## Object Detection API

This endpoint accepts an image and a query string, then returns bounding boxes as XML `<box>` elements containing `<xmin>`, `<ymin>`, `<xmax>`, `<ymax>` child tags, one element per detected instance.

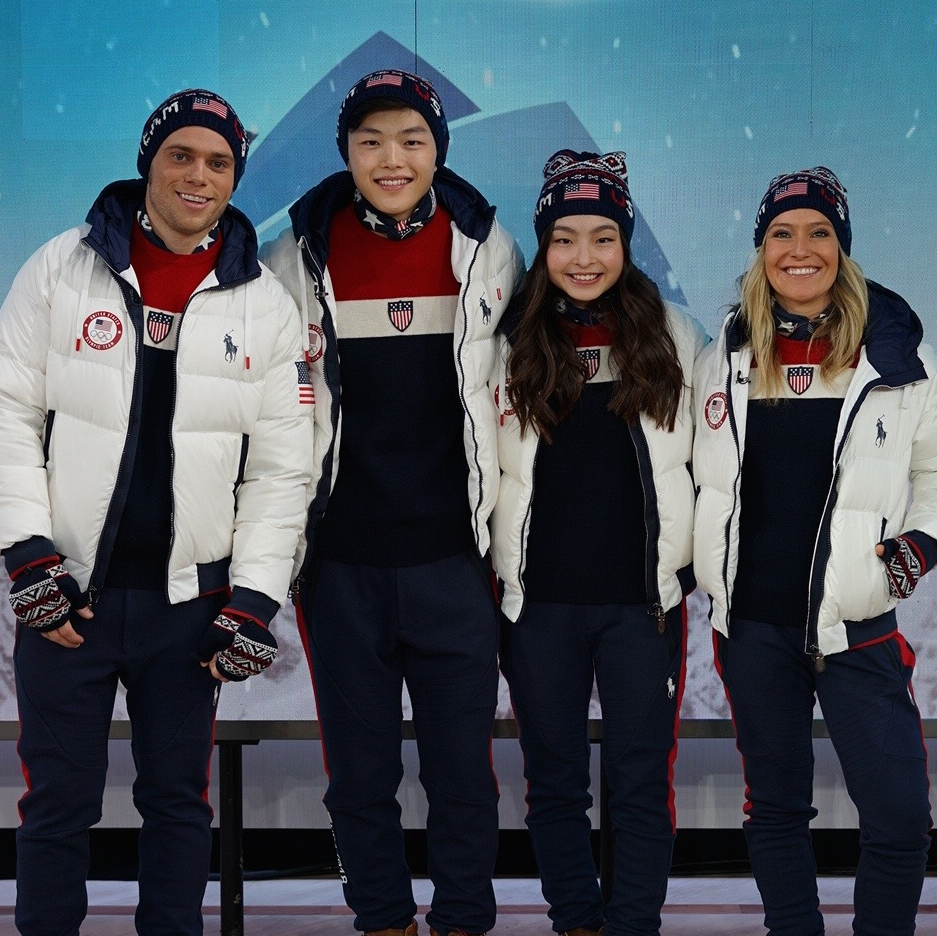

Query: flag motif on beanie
<box><xmin>533</xmin><ymin>150</ymin><xmax>635</xmax><ymax>243</ymax></box>
<box><xmin>753</xmin><ymin>166</ymin><xmax>851</xmax><ymax>254</ymax></box>
<box><xmin>137</xmin><ymin>89</ymin><xmax>249</xmax><ymax>189</ymax></box>
<box><xmin>192</xmin><ymin>96</ymin><xmax>228</xmax><ymax>119</ymax></box>
<box><xmin>336</xmin><ymin>69</ymin><xmax>449</xmax><ymax>168</ymax></box>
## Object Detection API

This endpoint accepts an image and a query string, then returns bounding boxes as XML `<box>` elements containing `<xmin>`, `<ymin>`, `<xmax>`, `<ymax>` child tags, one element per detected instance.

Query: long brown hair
<box><xmin>507</xmin><ymin>225</ymin><xmax>685</xmax><ymax>442</ymax></box>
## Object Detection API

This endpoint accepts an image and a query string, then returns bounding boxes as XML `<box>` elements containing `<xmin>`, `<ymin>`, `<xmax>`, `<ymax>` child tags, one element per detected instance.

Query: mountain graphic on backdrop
<box><xmin>236</xmin><ymin>31</ymin><xmax>686</xmax><ymax>305</ymax></box>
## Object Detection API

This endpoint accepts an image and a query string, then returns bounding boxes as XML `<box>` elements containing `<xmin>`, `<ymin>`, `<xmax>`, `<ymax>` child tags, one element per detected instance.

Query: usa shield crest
<box><xmin>147</xmin><ymin>310</ymin><xmax>173</xmax><ymax>344</ymax></box>
<box><xmin>388</xmin><ymin>300</ymin><xmax>413</xmax><ymax>332</ymax></box>
<box><xmin>578</xmin><ymin>348</ymin><xmax>600</xmax><ymax>380</ymax></box>
<box><xmin>786</xmin><ymin>365</ymin><xmax>814</xmax><ymax>395</ymax></box>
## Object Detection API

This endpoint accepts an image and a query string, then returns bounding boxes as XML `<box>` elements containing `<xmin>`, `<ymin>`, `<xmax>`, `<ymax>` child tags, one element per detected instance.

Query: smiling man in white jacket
<box><xmin>0</xmin><ymin>89</ymin><xmax>312</xmax><ymax>936</ymax></box>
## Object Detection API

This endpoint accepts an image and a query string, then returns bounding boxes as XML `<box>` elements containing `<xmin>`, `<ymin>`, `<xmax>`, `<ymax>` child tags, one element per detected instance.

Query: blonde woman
<box><xmin>693</xmin><ymin>167</ymin><xmax>937</xmax><ymax>936</ymax></box>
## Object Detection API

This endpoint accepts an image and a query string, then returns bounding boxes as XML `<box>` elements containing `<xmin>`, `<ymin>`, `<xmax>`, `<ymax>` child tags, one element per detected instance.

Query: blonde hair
<box><xmin>738</xmin><ymin>246</ymin><xmax>868</xmax><ymax>398</ymax></box>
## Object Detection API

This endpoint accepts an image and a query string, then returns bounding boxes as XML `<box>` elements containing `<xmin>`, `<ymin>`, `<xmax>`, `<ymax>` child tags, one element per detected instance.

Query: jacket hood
<box><xmin>83</xmin><ymin>178</ymin><xmax>261</xmax><ymax>285</ymax></box>
<box><xmin>863</xmin><ymin>279</ymin><xmax>926</xmax><ymax>384</ymax></box>
<box><xmin>288</xmin><ymin>166</ymin><xmax>498</xmax><ymax>269</ymax></box>
<box><xmin>722</xmin><ymin>279</ymin><xmax>926</xmax><ymax>386</ymax></box>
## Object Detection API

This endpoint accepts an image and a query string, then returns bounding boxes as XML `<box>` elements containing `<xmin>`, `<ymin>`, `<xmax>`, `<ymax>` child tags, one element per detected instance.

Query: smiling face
<box><xmin>346</xmin><ymin>107</ymin><xmax>437</xmax><ymax>222</ymax></box>
<box><xmin>545</xmin><ymin>215</ymin><xmax>625</xmax><ymax>304</ymax></box>
<box><xmin>763</xmin><ymin>208</ymin><xmax>840</xmax><ymax>318</ymax></box>
<box><xmin>144</xmin><ymin>125</ymin><xmax>235</xmax><ymax>254</ymax></box>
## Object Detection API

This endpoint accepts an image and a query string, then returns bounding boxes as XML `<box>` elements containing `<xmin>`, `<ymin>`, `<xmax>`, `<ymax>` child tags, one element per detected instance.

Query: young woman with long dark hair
<box><xmin>491</xmin><ymin>150</ymin><xmax>706</xmax><ymax>936</ymax></box>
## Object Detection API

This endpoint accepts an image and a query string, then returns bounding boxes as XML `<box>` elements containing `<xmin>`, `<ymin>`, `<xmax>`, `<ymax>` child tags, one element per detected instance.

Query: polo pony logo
<box><xmin>480</xmin><ymin>295</ymin><xmax>492</xmax><ymax>324</ymax></box>
<box><xmin>223</xmin><ymin>331</ymin><xmax>238</xmax><ymax>363</ymax></box>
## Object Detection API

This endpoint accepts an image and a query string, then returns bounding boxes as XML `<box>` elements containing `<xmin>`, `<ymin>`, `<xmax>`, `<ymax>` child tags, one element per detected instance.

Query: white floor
<box><xmin>2</xmin><ymin>876</ymin><xmax>937</xmax><ymax>934</ymax></box>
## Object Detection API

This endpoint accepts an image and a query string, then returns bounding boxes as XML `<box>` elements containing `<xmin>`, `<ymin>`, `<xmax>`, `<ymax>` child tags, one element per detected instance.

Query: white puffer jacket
<box><xmin>491</xmin><ymin>302</ymin><xmax>708</xmax><ymax>622</ymax></box>
<box><xmin>0</xmin><ymin>180</ymin><xmax>314</xmax><ymax>606</ymax></box>
<box><xmin>261</xmin><ymin>168</ymin><xmax>525</xmax><ymax>563</ymax></box>
<box><xmin>693</xmin><ymin>281</ymin><xmax>937</xmax><ymax>658</ymax></box>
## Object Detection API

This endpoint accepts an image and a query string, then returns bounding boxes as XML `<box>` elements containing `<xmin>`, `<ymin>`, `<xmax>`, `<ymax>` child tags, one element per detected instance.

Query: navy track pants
<box><xmin>298</xmin><ymin>550</ymin><xmax>500</xmax><ymax>935</ymax></box>
<box><xmin>500</xmin><ymin>600</ymin><xmax>686</xmax><ymax>936</ymax></box>
<box><xmin>716</xmin><ymin>619</ymin><xmax>932</xmax><ymax>936</ymax></box>
<box><xmin>14</xmin><ymin>588</ymin><xmax>222</xmax><ymax>936</ymax></box>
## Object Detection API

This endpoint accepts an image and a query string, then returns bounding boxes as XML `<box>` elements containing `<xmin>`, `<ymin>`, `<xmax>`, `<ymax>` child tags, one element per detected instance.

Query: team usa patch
<box><xmin>578</xmin><ymin>347</ymin><xmax>601</xmax><ymax>380</ymax></box>
<box><xmin>704</xmin><ymin>391</ymin><xmax>728</xmax><ymax>430</ymax></box>
<box><xmin>786</xmin><ymin>365</ymin><xmax>814</xmax><ymax>395</ymax></box>
<box><xmin>494</xmin><ymin>382</ymin><xmax>516</xmax><ymax>421</ymax></box>
<box><xmin>388</xmin><ymin>300</ymin><xmax>413</xmax><ymax>332</ymax></box>
<box><xmin>307</xmin><ymin>322</ymin><xmax>325</xmax><ymax>363</ymax></box>
<box><xmin>147</xmin><ymin>310</ymin><xmax>174</xmax><ymax>345</ymax></box>
<box><xmin>82</xmin><ymin>311</ymin><xmax>123</xmax><ymax>350</ymax></box>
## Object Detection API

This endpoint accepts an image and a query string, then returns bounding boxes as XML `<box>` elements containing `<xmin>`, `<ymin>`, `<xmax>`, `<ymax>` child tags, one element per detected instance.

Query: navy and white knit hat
<box><xmin>336</xmin><ymin>69</ymin><xmax>449</xmax><ymax>168</ymax></box>
<box><xmin>533</xmin><ymin>150</ymin><xmax>635</xmax><ymax>244</ymax></box>
<box><xmin>138</xmin><ymin>89</ymin><xmax>249</xmax><ymax>190</ymax></box>
<box><xmin>753</xmin><ymin>166</ymin><xmax>851</xmax><ymax>255</ymax></box>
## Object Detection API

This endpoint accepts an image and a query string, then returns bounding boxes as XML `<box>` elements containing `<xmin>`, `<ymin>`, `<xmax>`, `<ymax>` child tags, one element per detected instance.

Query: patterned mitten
<box><xmin>878</xmin><ymin>534</ymin><xmax>931</xmax><ymax>600</ymax></box>
<box><xmin>9</xmin><ymin>560</ymin><xmax>86</xmax><ymax>631</ymax></box>
<box><xmin>197</xmin><ymin>609</ymin><xmax>278</xmax><ymax>681</ymax></box>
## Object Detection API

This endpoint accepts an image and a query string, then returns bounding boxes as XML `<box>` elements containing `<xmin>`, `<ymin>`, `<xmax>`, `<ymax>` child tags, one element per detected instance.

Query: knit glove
<box><xmin>877</xmin><ymin>531</ymin><xmax>935</xmax><ymax>600</ymax></box>
<box><xmin>8</xmin><ymin>559</ymin><xmax>87</xmax><ymax>632</ymax></box>
<box><xmin>197</xmin><ymin>609</ymin><xmax>278</xmax><ymax>682</ymax></box>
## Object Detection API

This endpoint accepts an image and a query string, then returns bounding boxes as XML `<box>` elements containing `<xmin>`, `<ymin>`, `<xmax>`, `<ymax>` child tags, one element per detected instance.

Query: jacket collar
<box><xmin>82</xmin><ymin>178</ymin><xmax>261</xmax><ymax>286</ymax></box>
<box><xmin>722</xmin><ymin>279</ymin><xmax>926</xmax><ymax>386</ymax></box>
<box><xmin>288</xmin><ymin>166</ymin><xmax>497</xmax><ymax>269</ymax></box>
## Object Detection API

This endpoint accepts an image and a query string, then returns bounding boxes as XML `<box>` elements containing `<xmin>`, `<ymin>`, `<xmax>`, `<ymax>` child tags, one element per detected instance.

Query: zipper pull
<box><xmin>651</xmin><ymin>602</ymin><xmax>666</xmax><ymax>634</ymax></box>
<box><xmin>810</xmin><ymin>645</ymin><xmax>826</xmax><ymax>673</ymax></box>
<box><xmin>288</xmin><ymin>575</ymin><xmax>303</xmax><ymax>607</ymax></box>
<box><xmin>87</xmin><ymin>585</ymin><xmax>98</xmax><ymax>610</ymax></box>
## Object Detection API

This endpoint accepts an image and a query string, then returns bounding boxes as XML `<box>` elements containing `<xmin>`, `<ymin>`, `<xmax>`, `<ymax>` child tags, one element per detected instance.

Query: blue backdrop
<box><xmin>1</xmin><ymin>1</ymin><xmax>936</xmax><ymax>721</ymax></box>
<box><xmin>2</xmin><ymin>0</ymin><xmax>935</xmax><ymax>339</ymax></box>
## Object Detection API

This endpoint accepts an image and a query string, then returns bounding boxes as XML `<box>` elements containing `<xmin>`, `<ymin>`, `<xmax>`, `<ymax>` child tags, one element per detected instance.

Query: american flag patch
<box><xmin>565</xmin><ymin>182</ymin><xmax>600</xmax><ymax>200</ymax></box>
<box><xmin>388</xmin><ymin>300</ymin><xmax>413</xmax><ymax>332</ymax></box>
<box><xmin>147</xmin><ymin>310</ymin><xmax>173</xmax><ymax>344</ymax></box>
<box><xmin>367</xmin><ymin>73</ymin><xmax>403</xmax><ymax>88</ymax></box>
<box><xmin>193</xmin><ymin>96</ymin><xmax>228</xmax><ymax>119</ymax></box>
<box><xmin>786</xmin><ymin>365</ymin><xmax>814</xmax><ymax>395</ymax></box>
<box><xmin>296</xmin><ymin>361</ymin><xmax>314</xmax><ymax>405</ymax></box>
<box><xmin>773</xmin><ymin>181</ymin><xmax>809</xmax><ymax>202</ymax></box>
<box><xmin>578</xmin><ymin>347</ymin><xmax>600</xmax><ymax>380</ymax></box>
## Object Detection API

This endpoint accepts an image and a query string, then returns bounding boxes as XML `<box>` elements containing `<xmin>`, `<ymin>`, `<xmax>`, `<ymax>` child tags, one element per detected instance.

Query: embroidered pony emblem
<box><xmin>480</xmin><ymin>295</ymin><xmax>492</xmax><ymax>324</ymax></box>
<box><xmin>876</xmin><ymin>416</ymin><xmax>887</xmax><ymax>448</ymax></box>
<box><xmin>223</xmin><ymin>331</ymin><xmax>238</xmax><ymax>363</ymax></box>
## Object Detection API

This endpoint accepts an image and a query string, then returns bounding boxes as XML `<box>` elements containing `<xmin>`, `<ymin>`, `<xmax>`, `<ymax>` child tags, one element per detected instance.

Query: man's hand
<box><xmin>197</xmin><ymin>610</ymin><xmax>278</xmax><ymax>682</ymax></box>
<box><xmin>41</xmin><ymin>607</ymin><xmax>94</xmax><ymax>648</ymax></box>
<box><xmin>9</xmin><ymin>561</ymin><xmax>92</xmax><ymax>646</ymax></box>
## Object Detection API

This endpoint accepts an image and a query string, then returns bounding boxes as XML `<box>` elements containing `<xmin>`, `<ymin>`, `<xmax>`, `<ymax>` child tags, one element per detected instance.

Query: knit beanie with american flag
<box><xmin>532</xmin><ymin>150</ymin><xmax>635</xmax><ymax>245</ymax></box>
<box><xmin>336</xmin><ymin>69</ymin><xmax>449</xmax><ymax>168</ymax></box>
<box><xmin>753</xmin><ymin>166</ymin><xmax>851</xmax><ymax>254</ymax></box>
<box><xmin>137</xmin><ymin>89</ymin><xmax>249</xmax><ymax>189</ymax></box>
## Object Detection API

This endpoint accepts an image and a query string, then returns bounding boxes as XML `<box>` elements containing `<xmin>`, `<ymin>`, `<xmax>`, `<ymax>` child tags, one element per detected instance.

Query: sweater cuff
<box><xmin>2</xmin><ymin>536</ymin><xmax>59</xmax><ymax>580</ymax></box>
<box><xmin>226</xmin><ymin>586</ymin><xmax>280</xmax><ymax>627</ymax></box>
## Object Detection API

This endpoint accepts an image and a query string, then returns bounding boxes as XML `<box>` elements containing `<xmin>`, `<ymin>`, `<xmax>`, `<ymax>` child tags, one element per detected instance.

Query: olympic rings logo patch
<box><xmin>82</xmin><ymin>311</ymin><xmax>123</xmax><ymax>351</ymax></box>
<box><xmin>704</xmin><ymin>392</ymin><xmax>728</xmax><ymax>430</ymax></box>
